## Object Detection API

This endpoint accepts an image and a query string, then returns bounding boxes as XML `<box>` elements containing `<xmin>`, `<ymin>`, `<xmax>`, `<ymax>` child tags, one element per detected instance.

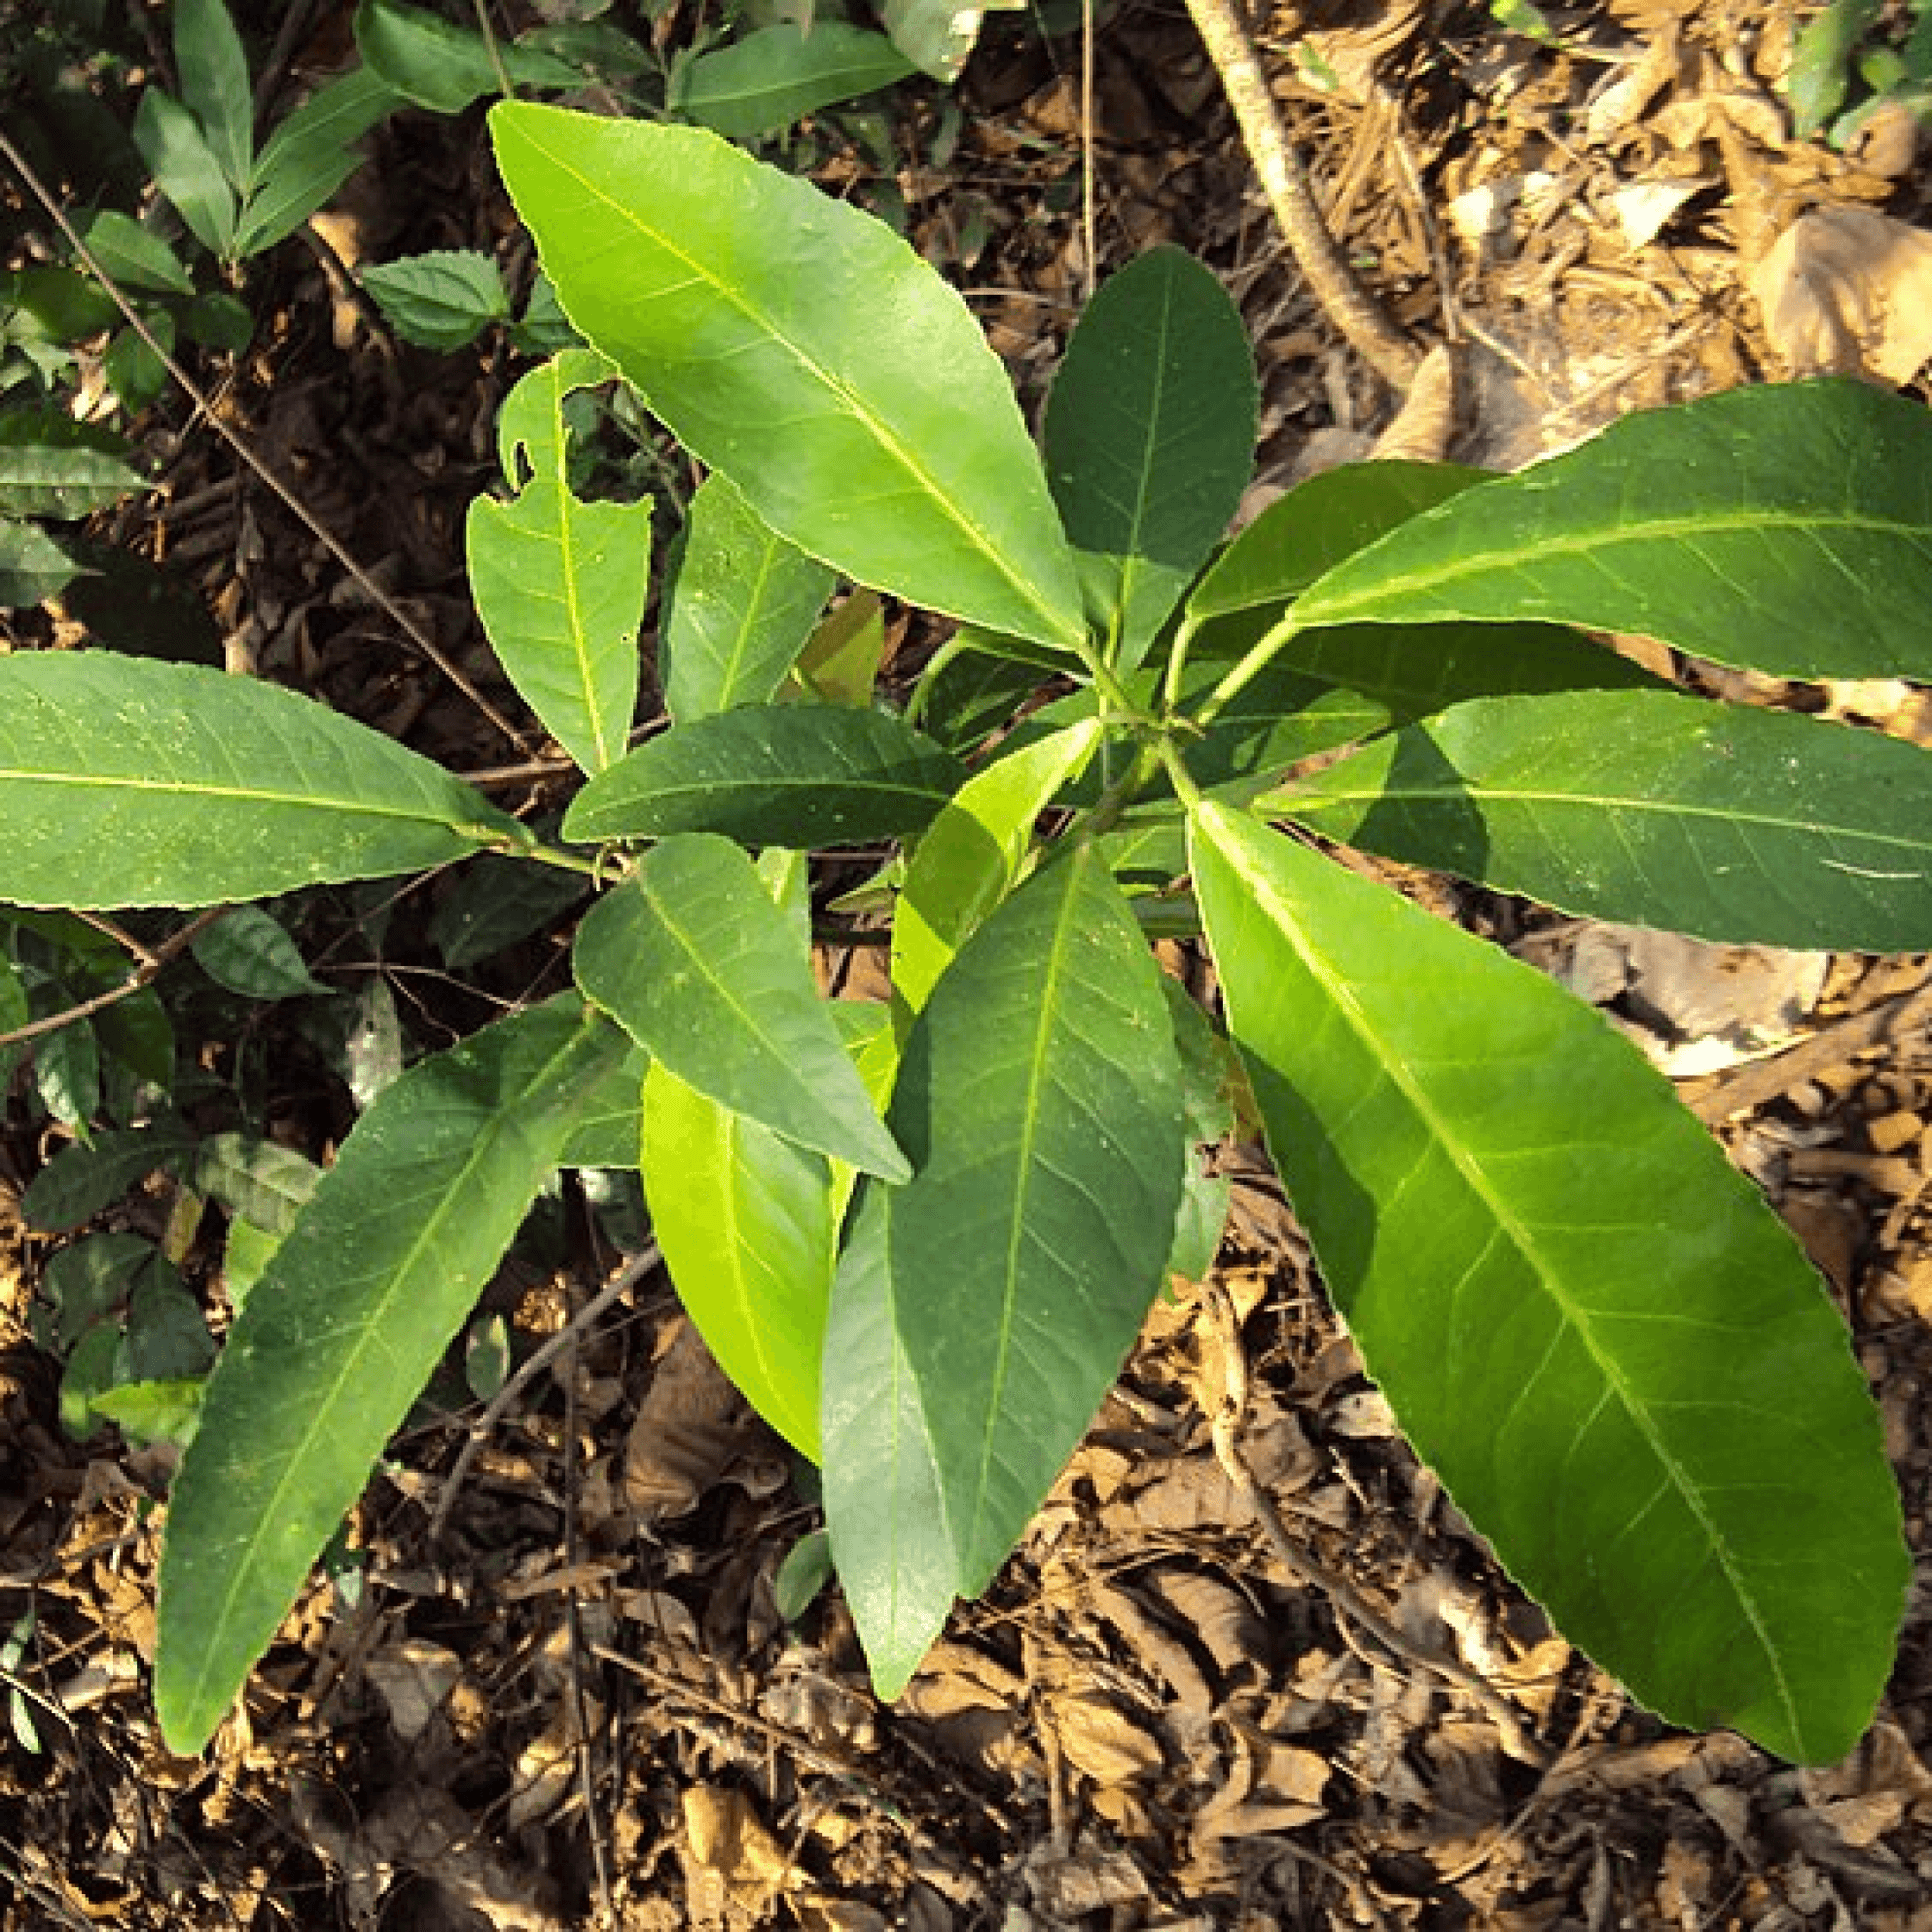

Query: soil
<box><xmin>4</xmin><ymin>2</ymin><xmax>1932</xmax><ymax>1926</ymax></box>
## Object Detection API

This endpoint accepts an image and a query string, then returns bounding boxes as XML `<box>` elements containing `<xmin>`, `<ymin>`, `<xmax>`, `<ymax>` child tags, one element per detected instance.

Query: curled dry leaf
<box><xmin>623</xmin><ymin>1314</ymin><xmax>756</xmax><ymax>1522</ymax></box>
<box><xmin>1753</xmin><ymin>207</ymin><xmax>1932</xmax><ymax>385</ymax></box>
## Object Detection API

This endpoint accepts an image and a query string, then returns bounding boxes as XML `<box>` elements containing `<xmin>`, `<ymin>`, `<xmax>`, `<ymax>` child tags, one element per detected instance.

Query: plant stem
<box><xmin>1192</xmin><ymin>609</ymin><xmax>1302</xmax><ymax>727</ymax></box>
<box><xmin>471</xmin><ymin>0</ymin><xmax>516</xmax><ymax>98</ymax></box>
<box><xmin>1156</xmin><ymin>736</ymin><xmax>1205</xmax><ymax>811</ymax></box>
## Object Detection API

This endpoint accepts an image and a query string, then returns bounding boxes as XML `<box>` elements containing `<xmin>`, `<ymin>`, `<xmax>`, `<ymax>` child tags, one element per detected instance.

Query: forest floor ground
<box><xmin>5</xmin><ymin>1</ymin><xmax>1932</xmax><ymax>1925</ymax></box>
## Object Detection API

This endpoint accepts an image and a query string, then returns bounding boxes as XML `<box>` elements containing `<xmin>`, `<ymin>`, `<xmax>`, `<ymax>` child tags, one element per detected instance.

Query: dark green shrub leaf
<box><xmin>1186</xmin><ymin>461</ymin><xmax>1489</xmax><ymax>626</ymax></box>
<box><xmin>192</xmin><ymin>907</ymin><xmax>329</xmax><ymax>999</ymax></box>
<box><xmin>573</xmin><ymin>835</ymin><xmax>909</xmax><ymax>1181</ymax></box>
<box><xmin>877</xmin><ymin>846</ymin><xmax>1184</xmax><ymax>1597</ymax></box>
<box><xmin>132</xmin><ymin>89</ymin><xmax>239</xmax><ymax>257</ymax></box>
<box><xmin>430</xmin><ymin>851</ymin><xmax>589</xmax><ymax>970</ymax></box>
<box><xmin>491</xmin><ymin>104</ymin><xmax>1086</xmax><ymax>654</ymax></box>
<box><xmin>154</xmin><ymin>998</ymin><xmax>629</xmax><ymax>1753</ymax></box>
<box><xmin>355</xmin><ymin>0</ymin><xmax>579</xmax><ymax>113</ymax></box>
<box><xmin>565</xmin><ymin>705</ymin><xmax>964</xmax><ymax>849</ymax></box>
<box><xmin>77</xmin><ymin>212</ymin><xmax>195</xmax><ymax>296</ymax></box>
<box><xmin>823</xmin><ymin>1185</ymin><xmax>958</xmax><ymax>1695</ymax></box>
<box><xmin>239</xmin><ymin>68</ymin><xmax>397</xmax><ymax>257</ymax></box>
<box><xmin>363</xmin><ymin>250</ymin><xmax>510</xmax><ymax>352</ymax></box>
<box><xmin>0</xmin><ymin>654</ymin><xmax>525</xmax><ymax>909</ymax></box>
<box><xmin>1044</xmin><ymin>246</ymin><xmax>1256</xmax><ymax>669</ymax></box>
<box><xmin>0</xmin><ymin>520</ymin><xmax>83</xmax><ymax>608</ymax></box>
<box><xmin>1190</xmin><ymin>800</ymin><xmax>1908</xmax><ymax>1764</ymax></box>
<box><xmin>23</xmin><ymin>1120</ymin><xmax>196</xmax><ymax>1233</ymax></box>
<box><xmin>0</xmin><ymin>412</ymin><xmax>145</xmax><ymax>519</ymax></box>
<box><xmin>37</xmin><ymin>1232</ymin><xmax>153</xmax><ymax>1354</ymax></box>
<box><xmin>661</xmin><ymin>472</ymin><xmax>836</xmax><ymax>723</ymax></box>
<box><xmin>1270</xmin><ymin>688</ymin><xmax>1932</xmax><ymax>950</ymax></box>
<box><xmin>1291</xmin><ymin>382</ymin><xmax>1932</xmax><ymax>682</ymax></box>
<box><xmin>676</xmin><ymin>24</ymin><xmax>916</xmax><ymax>139</ymax></box>
<box><xmin>174</xmin><ymin>0</ymin><xmax>254</xmax><ymax>191</ymax></box>
<box><xmin>191</xmin><ymin>1133</ymin><xmax>322</xmax><ymax>1238</ymax></box>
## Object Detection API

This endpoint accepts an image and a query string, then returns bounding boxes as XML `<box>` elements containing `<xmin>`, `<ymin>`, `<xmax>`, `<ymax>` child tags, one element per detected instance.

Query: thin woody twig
<box><xmin>0</xmin><ymin>909</ymin><xmax>229</xmax><ymax>1053</ymax></box>
<box><xmin>1181</xmin><ymin>0</ymin><xmax>1423</xmax><ymax>389</ymax></box>
<box><xmin>1200</xmin><ymin>1278</ymin><xmax>1545</xmax><ymax>1763</ymax></box>
<box><xmin>0</xmin><ymin>127</ymin><xmax>531</xmax><ymax>753</ymax></box>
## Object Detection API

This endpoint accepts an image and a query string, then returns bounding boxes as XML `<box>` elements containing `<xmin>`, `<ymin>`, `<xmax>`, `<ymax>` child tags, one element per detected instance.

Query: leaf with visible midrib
<box><xmin>490</xmin><ymin>103</ymin><xmax>1086</xmax><ymax>655</ymax></box>
<box><xmin>1190</xmin><ymin>801</ymin><xmax>1908</xmax><ymax>1764</ymax></box>
<box><xmin>1289</xmin><ymin>381</ymin><xmax>1932</xmax><ymax>682</ymax></box>
<box><xmin>565</xmin><ymin>704</ymin><xmax>964</xmax><ymax>850</ymax></box>
<box><xmin>883</xmin><ymin>845</ymin><xmax>1184</xmax><ymax>1594</ymax></box>
<box><xmin>1044</xmin><ymin>246</ymin><xmax>1255</xmax><ymax>669</ymax></box>
<box><xmin>1268</xmin><ymin>687</ymin><xmax>1932</xmax><ymax>951</ymax></box>
<box><xmin>154</xmin><ymin>998</ymin><xmax>629</xmax><ymax>1753</ymax></box>
<box><xmin>574</xmin><ymin>834</ymin><xmax>910</xmax><ymax>1181</ymax></box>
<box><xmin>0</xmin><ymin>654</ymin><xmax>524</xmax><ymax>909</ymax></box>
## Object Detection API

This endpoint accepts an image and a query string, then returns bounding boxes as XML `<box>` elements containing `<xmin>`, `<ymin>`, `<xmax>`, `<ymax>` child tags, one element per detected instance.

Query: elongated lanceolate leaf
<box><xmin>822</xmin><ymin>1185</ymin><xmax>957</xmax><ymax>1696</ymax></box>
<box><xmin>1185</xmin><ymin>461</ymin><xmax>1490</xmax><ymax>625</ymax></box>
<box><xmin>574</xmin><ymin>834</ymin><xmax>910</xmax><ymax>1180</ymax></box>
<box><xmin>676</xmin><ymin>24</ymin><xmax>916</xmax><ymax>139</ymax></box>
<box><xmin>175</xmin><ymin>0</ymin><xmax>254</xmax><ymax>191</ymax></box>
<box><xmin>154</xmin><ymin>998</ymin><xmax>629</xmax><ymax>1752</ymax></box>
<box><xmin>882</xmin><ymin>846</ymin><xmax>1184</xmax><ymax>1595</ymax></box>
<box><xmin>490</xmin><ymin>104</ymin><xmax>1086</xmax><ymax>654</ymax></box>
<box><xmin>661</xmin><ymin>473</ymin><xmax>835</xmax><ymax>722</ymax></box>
<box><xmin>0</xmin><ymin>412</ymin><xmax>146</xmax><ymax>520</ymax></box>
<box><xmin>0</xmin><ymin>655</ymin><xmax>524</xmax><ymax>909</ymax></box>
<box><xmin>1044</xmin><ymin>247</ymin><xmax>1256</xmax><ymax>670</ymax></box>
<box><xmin>1269</xmin><ymin>688</ymin><xmax>1932</xmax><ymax>951</ymax></box>
<box><xmin>643</xmin><ymin>1060</ymin><xmax>835</xmax><ymax>1458</ymax></box>
<box><xmin>238</xmin><ymin>68</ymin><xmax>397</xmax><ymax>257</ymax></box>
<box><xmin>565</xmin><ymin>704</ymin><xmax>964</xmax><ymax>849</ymax></box>
<box><xmin>1290</xmin><ymin>381</ymin><xmax>1932</xmax><ymax>682</ymax></box>
<box><xmin>468</xmin><ymin>350</ymin><xmax>645</xmax><ymax>775</ymax></box>
<box><xmin>134</xmin><ymin>88</ymin><xmax>239</xmax><ymax>257</ymax></box>
<box><xmin>893</xmin><ymin>718</ymin><xmax>1100</xmax><ymax>1015</ymax></box>
<box><xmin>1189</xmin><ymin>803</ymin><xmax>1907</xmax><ymax>1763</ymax></box>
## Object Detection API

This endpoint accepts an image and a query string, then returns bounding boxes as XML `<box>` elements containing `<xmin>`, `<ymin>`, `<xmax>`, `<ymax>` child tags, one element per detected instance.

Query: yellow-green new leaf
<box><xmin>0</xmin><ymin>654</ymin><xmax>524</xmax><ymax>909</ymax></box>
<box><xmin>467</xmin><ymin>349</ymin><xmax>646</xmax><ymax>775</ymax></box>
<box><xmin>489</xmin><ymin>104</ymin><xmax>1085</xmax><ymax>655</ymax></box>
<box><xmin>1190</xmin><ymin>802</ymin><xmax>1908</xmax><ymax>1764</ymax></box>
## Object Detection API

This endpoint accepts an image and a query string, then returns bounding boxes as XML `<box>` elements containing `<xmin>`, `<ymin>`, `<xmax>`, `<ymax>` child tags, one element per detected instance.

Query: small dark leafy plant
<box><xmin>1</xmin><ymin>103</ymin><xmax>1921</xmax><ymax>1767</ymax></box>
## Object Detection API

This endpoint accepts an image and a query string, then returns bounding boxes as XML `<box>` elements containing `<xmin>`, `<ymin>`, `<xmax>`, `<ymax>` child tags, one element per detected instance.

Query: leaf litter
<box><xmin>8</xmin><ymin>0</ymin><xmax>1932</xmax><ymax>1924</ymax></box>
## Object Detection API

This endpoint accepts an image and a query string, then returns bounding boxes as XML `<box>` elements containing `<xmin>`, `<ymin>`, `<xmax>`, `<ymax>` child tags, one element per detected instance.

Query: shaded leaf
<box><xmin>154</xmin><ymin>998</ymin><xmax>628</xmax><ymax>1753</ymax></box>
<box><xmin>430</xmin><ymin>849</ymin><xmax>588</xmax><ymax>969</ymax></box>
<box><xmin>1045</xmin><ymin>246</ymin><xmax>1256</xmax><ymax>669</ymax></box>
<box><xmin>661</xmin><ymin>471</ymin><xmax>835</xmax><ymax>722</ymax></box>
<box><xmin>882</xmin><ymin>846</ymin><xmax>1184</xmax><ymax>1595</ymax></box>
<box><xmin>789</xmin><ymin>590</ymin><xmax>885</xmax><ymax>706</ymax></box>
<box><xmin>573</xmin><ymin>834</ymin><xmax>909</xmax><ymax>1180</ymax></box>
<box><xmin>0</xmin><ymin>412</ymin><xmax>145</xmax><ymax>519</ymax></box>
<box><xmin>1290</xmin><ymin>381</ymin><xmax>1932</xmax><ymax>682</ymax></box>
<box><xmin>676</xmin><ymin>24</ymin><xmax>915</xmax><ymax>139</ymax></box>
<box><xmin>192</xmin><ymin>907</ymin><xmax>329</xmax><ymax>999</ymax></box>
<box><xmin>882</xmin><ymin>0</ymin><xmax>1018</xmax><ymax>79</ymax></box>
<box><xmin>0</xmin><ymin>654</ymin><xmax>525</xmax><ymax>909</ymax></box>
<box><xmin>363</xmin><ymin>250</ymin><xmax>510</xmax><ymax>352</ymax></box>
<box><xmin>1270</xmin><ymin>688</ymin><xmax>1932</xmax><ymax>950</ymax></box>
<box><xmin>132</xmin><ymin>89</ymin><xmax>238</xmax><ymax>257</ymax></box>
<box><xmin>491</xmin><ymin>104</ymin><xmax>1086</xmax><ymax>653</ymax></box>
<box><xmin>23</xmin><ymin>1120</ymin><xmax>197</xmax><ymax>1233</ymax></box>
<box><xmin>355</xmin><ymin>0</ymin><xmax>578</xmax><ymax>113</ymax></box>
<box><xmin>77</xmin><ymin>211</ymin><xmax>194</xmax><ymax>296</ymax></box>
<box><xmin>468</xmin><ymin>349</ymin><xmax>646</xmax><ymax>774</ymax></box>
<box><xmin>191</xmin><ymin>1133</ymin><xmax>322</xmax><ymax>1238</ymax></box>
<box><xmin>175</xmin><ymin>0</ymin><xmax>254</xmax><ymax>191</ymax></box>
<box><xmin>0</xmin><ymin>519</ymin><xmax>84</xmax><ymax>608</ymax></box>
<box><xmin>565</xmin><ymin>704</ymin><xmax>963</xmax><ymax>849</ymax></box>
<box><xmin>238</xmin><ymin>67</ymin><xmax>397</xmax><ymax>257</ymax></box>
<box><xmin>1189</xmin><ymin>800</ymin><xmax>1908</xmax><ymax>1764</ymax></box>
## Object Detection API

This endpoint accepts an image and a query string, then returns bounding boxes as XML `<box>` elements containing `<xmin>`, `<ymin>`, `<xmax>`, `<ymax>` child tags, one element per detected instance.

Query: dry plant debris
<box><xmin>6</xmin><ymin>1</ymin><xmax>1932</xmax><ymax>1925</ymax></box>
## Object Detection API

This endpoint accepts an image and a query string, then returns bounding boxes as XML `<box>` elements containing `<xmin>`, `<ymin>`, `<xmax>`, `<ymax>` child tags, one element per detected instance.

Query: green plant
<box><xmin>0</xmin><ymin>103</ymin><xmax>1920</xmax><ymax>1768</ymax></box>
<box><xmin>1788</xmin><ymin>0</ymin><xmax>1932</xmax><ymax>144</ymax></box>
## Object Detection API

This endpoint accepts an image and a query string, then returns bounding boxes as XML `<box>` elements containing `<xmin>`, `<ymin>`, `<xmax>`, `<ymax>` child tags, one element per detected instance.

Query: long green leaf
<box><xmin>154</xmin><ymin>998</ymin><xmax>628</xmax><ymax>1752</ymax></box>
<box><xmin>564</xmin><ymin>704</ymin><xmax>964</xmax><ymax>849</ymax></box>
<box><xmin>239</xmin><ymin>67</ymin><xmax>397</xmax><ymax>257</ymax></box>
<box><xmin>893</xmin><ymin>718</ymin><xmax>1100</xmax><ymax>1015</ymax></box>
<box><xmin>676</xmin><ymin>24</ymin><xmax>916</xmax><ymax>139</ymax></box>
<box><xmin>883</xmin><ymin>845</ymin><xmax>1184</xmax><ymax>1594</ymax></box>
<box><xmin>175</xmin><ymin>0</ymin><xmax>254</xmax><ymax>191</ymax></box>
<box><xmin>133</xmin><ymin>89</ymin><xmax>239</xmax><ymax>257</ymax></box>
<box><xmin>1189</xmin><ymin>802</ymin><xmax>1907</xmax><ymax>1764</ymax></box>
<box><xmin>661</xmin><ymin>472</ymin><xmax>835</xmax><ymax>722</ymax></box>
<box><xmin>0</xmin><ymin>519</ymin><xmax>83</xmax><ymax>606</ymax></box>
<box><xmin>1269</xmin><ymin>688</ymin><xmax>1932</xmax><ymax>950</ymax></box>
<box><xmin>1043</xmin><ymin>246</ymin><xmax>1256</xmax><ymax>669</ymax></box>
<box><xmin>822</xmin><ymin>1185</ymin><xmax>958</xmax><ymax>1696</ymax></box>
<box><xmin>573</xmin><ymin>834</ymin><xmax>909</xmax><ymax>1181</ymax></box>
<box><xmin>490</xmin><ymin>103</ymin><xmax>1086</xmax><ymax>655</ymax></box>
<box><xmin>1185</xmin><ymin>460</ymin><xmax>1490</xmax><ymax>625</ymax></box>
<box><xmin>468</xmin><ymin>349</ymin><xmax>645</xmax><ymax>775</ymax></box>
<box><xmin>643</xmin><ymin>1060</ymin><xmax>835</xmax><ymax>1458</ymax></box>
<box><xmin>0</xmin><ymin>655</ymin><xmax>524</xmax><ymax>909</ymax></box>
<box><xmin>0</xmin><ymin>412</ymin><xmax>146</xmax><ymax>519</ymax></box>
<box><xmin>1289</xmin><ymin>382</ymin><xmax>1932</xmax><ymax>682</ymax></box>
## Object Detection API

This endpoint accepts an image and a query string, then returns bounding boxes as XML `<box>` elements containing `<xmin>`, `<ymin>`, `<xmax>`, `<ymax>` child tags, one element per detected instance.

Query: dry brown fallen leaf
<box><xmin>1752</xmin><ymin>206</ymin><xmax>1932</xmax><ymax>383</ymax></box>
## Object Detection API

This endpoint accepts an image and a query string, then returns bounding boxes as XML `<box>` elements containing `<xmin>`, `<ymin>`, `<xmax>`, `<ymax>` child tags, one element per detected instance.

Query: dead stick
<box><xmin>1181</xmin><ymin>0</ymin><xmax>1422</xmax><ymax>389</ymax></box>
